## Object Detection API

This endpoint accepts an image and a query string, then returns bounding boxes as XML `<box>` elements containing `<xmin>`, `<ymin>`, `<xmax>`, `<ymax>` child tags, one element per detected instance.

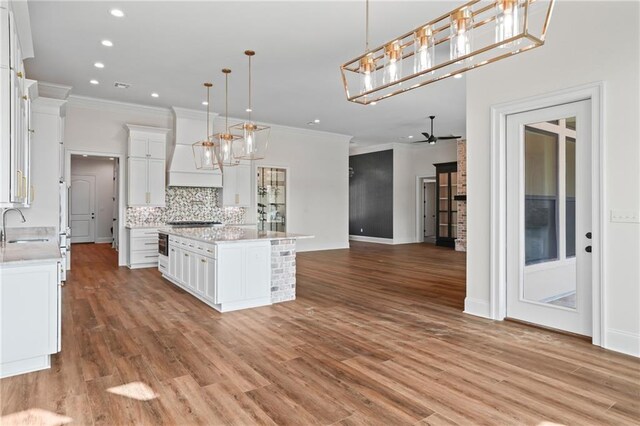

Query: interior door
<box><xmin>70</xmin><ymin>175</ymin><xmax>96</xmax><ymax>243</ymax></box>
<box><xmin>506</xmin><ymin>100</ymin><xmax>592</xmax><ymax>336</ymax></box>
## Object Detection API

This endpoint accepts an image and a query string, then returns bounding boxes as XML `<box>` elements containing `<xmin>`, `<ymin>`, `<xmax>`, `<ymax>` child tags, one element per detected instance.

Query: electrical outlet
<box><xmin>360</xmin><ymin>228</ymin><xmax>364</xmax><ymax>233</ymax></box>
<box><xmin>610</xmin><ymin>210</ymin><xmax>640</xmax><ymax>223</ymax></box>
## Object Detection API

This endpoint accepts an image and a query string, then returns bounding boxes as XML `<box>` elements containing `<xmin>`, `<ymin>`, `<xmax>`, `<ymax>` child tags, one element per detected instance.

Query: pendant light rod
<box><xmin>245</xmin><ymin>50</ymin><xmax>255</xmax><ymax>120</ymax></box>
<box><xmin>365</xmin><ymin>0</ymin><xmax>370</xmax><ymax>51</ymax></box>
<box><xmin>204</xmin><ymin>82</ymin><xmax>212</xmax><ymax>138</ymax></box>
<box><xmin>222</xmin><ymin>68</ymin><xmax>231</xmax><ymax>132</ymax></box>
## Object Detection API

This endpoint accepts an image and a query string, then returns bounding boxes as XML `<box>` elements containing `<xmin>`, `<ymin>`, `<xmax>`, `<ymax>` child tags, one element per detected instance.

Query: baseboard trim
<box><xmin>605</xmin><ymin>328</ymin><xmax>640</xmax><ymax>357</ymax></box>
<box><xmin>463</xmin><ymin>297</ymin><xmax>492</xmax><ymax>319</ymax></box>
<box><xmin>349</xmin><ymin>235</ymin><xmax>394</xmax><ymax>245</ymax></box>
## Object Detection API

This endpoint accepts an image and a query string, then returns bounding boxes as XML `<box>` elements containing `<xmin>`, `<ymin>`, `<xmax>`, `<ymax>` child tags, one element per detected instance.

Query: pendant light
<box><xmin>231</xmin><ymin>50</ymin><xmax>270</xmax><ymax>160</ymax></box>
<box><xmin>450</xmin><ymin>8</ymin><xmax>473</xmax><ymax>62</ymax></box>
<box><xmin>212</xmin><ymin>68</ymin><xmax>242</xmax><ymax>168</ymax></box>
<box><xmin>360</xmin><ymin>0</ymin><xmax>376</xmax><ymax>97</ymax></box>
<box><xmin>495</xmin><ymin>0</ymin><xmax>522</xmax><ymax>47</ymax></box>
<box><xmin>414</xmin><ymin>25</ymin><xmax>435</xmax><ymax>74</ymax></box>
<box><xmin>192</xmin><ymin>82</ymin><xmax>222</xmax><ymax>170</ymax></box>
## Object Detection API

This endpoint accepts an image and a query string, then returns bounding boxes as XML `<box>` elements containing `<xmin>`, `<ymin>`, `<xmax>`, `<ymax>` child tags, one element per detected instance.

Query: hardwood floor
<box><xmin>1</xmin><ymin>242</ymin><xmax>639</xmax><ymax>425</ymax></box>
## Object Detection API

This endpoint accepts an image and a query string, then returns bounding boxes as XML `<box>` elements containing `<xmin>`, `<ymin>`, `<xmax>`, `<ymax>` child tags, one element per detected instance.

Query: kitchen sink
<box><xmin>7</xmin><ymin>238</ymin><xmax>49</xmax><ymax>244</ymax></box>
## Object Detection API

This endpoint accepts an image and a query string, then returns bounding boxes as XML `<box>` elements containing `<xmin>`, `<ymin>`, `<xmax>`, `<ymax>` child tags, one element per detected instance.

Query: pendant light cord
<box><xmin>225</xmin><ymin>73</ymin><xmax>229</xmax><ymax>133</ymax></box>
<box><xmin>248</xmin><ymin>54</ymin><xmax>252</xmax><ymax>122</ymax></box>
<box><xmin>206</xmin><ymin>85</ymin><xmax>210</xmax><ymax>139</ymax></box>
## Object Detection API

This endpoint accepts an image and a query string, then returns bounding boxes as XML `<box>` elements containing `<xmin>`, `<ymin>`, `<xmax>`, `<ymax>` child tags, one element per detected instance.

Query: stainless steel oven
<box><xmin>158</xmin><ymin>232</ymin><xmax>169</xmax><ymax>256</ymax></box>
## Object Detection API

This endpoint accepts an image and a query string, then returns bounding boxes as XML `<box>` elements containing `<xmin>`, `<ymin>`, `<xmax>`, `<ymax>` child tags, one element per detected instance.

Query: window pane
<box><xmin>524</xmin><ymin>126</ymin><xmax>559</xmax><ymax>265</ymax></box>
<box><xmin>565</xmin><ymin>116</ymin><xmax>576</xmax><ymax>130</ymax></box>
<box><xmin>566</xmin><ymin>135</ymin><xmax>576</xmax><ymax>258</ymax></box>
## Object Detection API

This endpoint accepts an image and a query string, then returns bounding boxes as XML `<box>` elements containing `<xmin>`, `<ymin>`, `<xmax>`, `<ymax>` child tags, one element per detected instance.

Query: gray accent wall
<box><xmin>349</xmin><ymin>150</ymin><xmax>393</xmax><ymax>238</ymax></box>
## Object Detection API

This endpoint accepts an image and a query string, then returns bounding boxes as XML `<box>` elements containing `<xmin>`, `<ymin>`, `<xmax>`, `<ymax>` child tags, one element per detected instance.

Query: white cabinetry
<box><xmin>0</xmin><ymin>5</ymin><xmax>34</xmax><ymax>208</ymax></box>
<box><xmin>0</xmin><ymin>261</ymin><xmax>62</xmax><ymax>378</ymax></box>
<box><xmin>126</xmin><ymin>227</ymin><xmax>159</xmax><ymax>269</ymax></box>
<box><xmin>222</xmin><ymin>164</ymin><xmax>252</xmax><ymax>207</ymax></box>
<box><xmin>126</xmin><ymin>125</ymin><xmax>169</xmax><ymax>207</ymax></box>
<box><xmin>163</xmin><ymin>236</ymin><xmax>269</xmax><ymax>312</ymax></box>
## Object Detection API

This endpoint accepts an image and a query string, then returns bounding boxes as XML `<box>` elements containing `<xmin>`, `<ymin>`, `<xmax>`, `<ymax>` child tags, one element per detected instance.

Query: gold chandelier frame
<box><xmin>340</xmin><ymin>0</ymin><xmax>555</xmax><ymax>105</ymax></box>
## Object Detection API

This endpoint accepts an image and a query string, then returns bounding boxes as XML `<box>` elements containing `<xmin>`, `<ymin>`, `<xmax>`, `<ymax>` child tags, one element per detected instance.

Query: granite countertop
<box><xmin>125</xmin><ymin>224</ymin><xmax>166</xmax><ymax>229</ymax></box>
<box><xmin>0</xmin><ymin>227</ymin><xmax>61</xmax><ymax>266</ymax></box>
<box><xmin>160</xmin><ymin>226</ymin><xmax>313</xmax><ymax>244</ymax></box>
<box><xmin>0</xmin><ymin>241</ymin><xmax>61</xmax><ymax>266</ymax></box>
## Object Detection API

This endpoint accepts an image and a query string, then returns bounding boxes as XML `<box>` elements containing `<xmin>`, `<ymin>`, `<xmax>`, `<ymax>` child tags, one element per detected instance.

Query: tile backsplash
<box><xmin>126</xmin><ymin>187</ymin><xmax>246</xmax><ymax>226</ymax></box>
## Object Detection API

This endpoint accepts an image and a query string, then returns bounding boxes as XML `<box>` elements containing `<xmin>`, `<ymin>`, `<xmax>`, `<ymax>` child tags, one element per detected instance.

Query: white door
<box><xmin>506</xmin><ymin>100</ymin><xmax>592</xmax><ymax>336</ymax></box>
<box><xmin>70</xmin><ymin>175</ymin><xmax>96</xmax><ymax>243</ymax></box>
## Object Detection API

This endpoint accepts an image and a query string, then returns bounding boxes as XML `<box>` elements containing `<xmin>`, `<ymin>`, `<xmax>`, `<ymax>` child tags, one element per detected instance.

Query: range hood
<box><xmin>167</xmin><ymin>107</ymin><xmax>222</xmax><ymax>187</ymax></box>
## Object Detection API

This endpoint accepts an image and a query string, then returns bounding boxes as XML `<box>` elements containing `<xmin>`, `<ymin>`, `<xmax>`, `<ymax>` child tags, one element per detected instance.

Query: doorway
<box><xmin>422</xmin><ymin>179</ymin><xmax>436</xmax><ymax>244</ymax></box>
<box><xmin>69</xmin><ymin>155</ymin><xmax>118</xmax><ymax>247</ymax></box>
<box><xmin>505</xmin><ymin>100</ymin><xmax>592</xmax><ymax>336</ymax></box>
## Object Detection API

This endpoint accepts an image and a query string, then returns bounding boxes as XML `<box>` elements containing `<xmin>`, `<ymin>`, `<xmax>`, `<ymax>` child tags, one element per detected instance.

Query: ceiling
<box><xmin>26</xmin><ymin>1</ymin><xmax>467</xmax><ymax>146</ymax></box>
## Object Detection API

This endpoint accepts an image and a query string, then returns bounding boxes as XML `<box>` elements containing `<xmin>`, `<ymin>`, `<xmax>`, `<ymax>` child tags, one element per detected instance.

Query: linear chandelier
<box><xmin>340</xmin><ymin>0</ymin><xmax>555</xmax><ymax>105</ymax></box>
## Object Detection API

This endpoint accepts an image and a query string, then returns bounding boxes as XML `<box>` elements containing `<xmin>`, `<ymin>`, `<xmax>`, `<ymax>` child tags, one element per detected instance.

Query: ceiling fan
<box><xmin>412</xmin><ymin>115</ymin><xmax>461</xmax><ymax>144</ymax></box>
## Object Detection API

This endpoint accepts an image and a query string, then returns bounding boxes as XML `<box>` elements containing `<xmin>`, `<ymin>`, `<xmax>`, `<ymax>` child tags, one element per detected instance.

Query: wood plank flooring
<box><xmin>1</xmin><ymin>242</ymin><xmax>638</xmax><ymax>425</ymax></box>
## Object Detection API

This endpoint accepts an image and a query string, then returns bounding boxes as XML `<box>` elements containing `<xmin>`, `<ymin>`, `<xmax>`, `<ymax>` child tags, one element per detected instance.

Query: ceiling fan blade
<box><xmin>411</xmin><ymin>140</ymin><xmax>430</xmax><ymax>144</ymax></box>
<box><xmin>437</xmin><ymin>135</ymin><xmax>461</xmax><ymax>140</ymax></box>
<box><xmin>421</xmin><ymin>132</ymin><xmax>431</xmax><ymax>138</ymax></box>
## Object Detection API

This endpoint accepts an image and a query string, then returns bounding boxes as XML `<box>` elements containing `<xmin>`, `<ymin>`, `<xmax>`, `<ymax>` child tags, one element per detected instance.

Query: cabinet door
<box><xmin>244</xmin><ymin>244</ymin><xmax>271</xmax><ymax>300</ymax></box>
<box><xmin>195</xmin><ymin>254</ymin><xmax>206</xmax><ymax>296</ymax></box>
<box><xmin>204</xmin><ymin>256</ymin><xmax>216</xmax><ymax>302</ymax></box>
<box><xmin>169</xmin><ymin>245</ymin><xmax>177</xmax><ymax>278</ymax></box>
<box><xmin>217</xmin><ymin>245</ymin><xmax>244</xmax><ymax>303</ymax></box>
<box><xmin>222</xmin><ymin>166</ymin><xmax>238</xmax><ymax>206</ymax></box>
<box><xmin>147</xmin><ymin>137</ymin><xmax>165</xmax><ymax>159</ymax></box>
<box><xmin>128</xmin><ymin>157</ymin><xmax>148</xmax><ymax>206</ymax></box>
<box><xmin>181</xmin><ymin>250</ymin><xmax>193</xmax><ymax>288</ymax></box>
<box><xmin>235</xmin><ymin>164</ymin><xmax>251</xmax><ymax>207</ymax></box>
<box><xmin>129</xmin><ymin>136</ymin><xmax>148</xmax><ymax>158</ymax></box>
<box><xmin>174</xmin><ymin>247</ymin><xmax>184</xmax><ymax>283</ymax></box>
<box><xmin>147</xmin><ymin>159</ymin><xmax>166</xmax><ymax>206</ymax></box>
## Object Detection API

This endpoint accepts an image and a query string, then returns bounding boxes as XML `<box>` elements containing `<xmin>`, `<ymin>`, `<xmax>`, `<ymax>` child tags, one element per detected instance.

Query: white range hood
<box><xmin>168</xmin><ymin>107</ymin><xmax>222</xmax><ymax>187</ymax></box>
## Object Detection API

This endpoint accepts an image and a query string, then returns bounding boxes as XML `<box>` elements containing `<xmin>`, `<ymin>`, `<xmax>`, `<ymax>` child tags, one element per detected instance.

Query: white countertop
<box><xmin>125</xmin><ymin>224</ymin><xmax>165</xmax><ymax>229</ymax></box>
<box><xmin>0</xmin><ymin>241</ymin><xmax>61</xmax><ymax>266</ymax></box>
<box><xmin>160</xmin><ymin>226</ymin><xmax>313</xmax><ymax>244</ymax></box>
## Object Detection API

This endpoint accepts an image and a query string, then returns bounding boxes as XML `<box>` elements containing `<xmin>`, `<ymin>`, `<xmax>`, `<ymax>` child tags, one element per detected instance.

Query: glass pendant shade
<box><xmin>383</xmin><ymin>41</ymin><xmax>402</xmax><ymax>85</ymax></box>
<box><xmin>231</xmin><ymin>122</ymin><xmax>270</xmax><ymax>160</ymax></box>
<box><xmin>192</xmin><ymin>82</ymin><xmax>222</xmax><ymax>170</ymax></box>
<box><xmin>495</xmin><ymin>0</ymin><xmax>521</xmax><ymax>46</ymax></box>
<box><xmin>216</xmin><ymin>133</ymin><xmax>242</xmax><ymax>167</ymax></box>
<box><xmin>360</xmin><ymin>54</ymin><xmax>376</xmax><ymax>94</ymax></box>
<box><xmin>414</xmin><ymin>26</ymin><xmax>435</xmax><ymax>74</ymax></box>
<box><xmin>450</xmin><ymin>8</ymin><xmax>473</xmax><ymax>62</ymax></box>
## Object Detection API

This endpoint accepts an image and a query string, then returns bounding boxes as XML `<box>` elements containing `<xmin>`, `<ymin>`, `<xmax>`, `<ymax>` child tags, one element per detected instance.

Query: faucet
<box><xmin>1</xmin><ymin>208</ymin><xmax>26</xmax><ymax>243</ymax></box>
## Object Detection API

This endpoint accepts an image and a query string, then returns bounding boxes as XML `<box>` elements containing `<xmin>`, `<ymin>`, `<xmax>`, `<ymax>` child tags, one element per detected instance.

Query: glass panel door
<box><xmin>257</xmin><ymin>167</ymin><xmax>286</xmax><ymax>232</ymax></box>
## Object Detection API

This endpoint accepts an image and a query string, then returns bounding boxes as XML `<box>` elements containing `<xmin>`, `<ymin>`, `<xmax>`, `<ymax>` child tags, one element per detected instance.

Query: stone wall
<box><xmin>271</xmin><ymin>239</ymin><xmax>296</xmax><ymax>303</ymax></box>
<box><xmin>456</xmin><ymin>140</ymin><xmax>467</xmax><ymax>252</ymax></box>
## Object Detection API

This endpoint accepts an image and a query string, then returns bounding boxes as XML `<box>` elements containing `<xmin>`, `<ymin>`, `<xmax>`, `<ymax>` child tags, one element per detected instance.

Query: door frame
<box><xmin>415</xmin><ymin>175</ymin><xmax>436</xmax><ymax>243</ymax></box>
<box><xmin>66</xmin><ymin>149</ymin><xmax>126</xmax><ymax>267</ymax></box>
<box><xmin>70</xmin><ymin>174</ymin><xmax>97</xmax><ymax>243</ymax></box>
<box><xmin>489</xmin><ymin>82</ymin><xmax>605</xmax><ymax>346</ymax></box>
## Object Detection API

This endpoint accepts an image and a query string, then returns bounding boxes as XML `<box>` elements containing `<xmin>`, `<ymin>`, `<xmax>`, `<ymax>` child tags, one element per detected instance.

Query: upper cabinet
<box><xmin>222</xmin><ymin>164</ymin><xmax>251</xmax><ymax>207</ymax></box>
<box><xmin>126</xmin><ymin>124</ymin><xmax>170</xmax><ymax>207</ymax></box>
<box><xmin>0</xmin><ymin>3</ymin><xmax>35</xmax><ymax>208</ymax></box>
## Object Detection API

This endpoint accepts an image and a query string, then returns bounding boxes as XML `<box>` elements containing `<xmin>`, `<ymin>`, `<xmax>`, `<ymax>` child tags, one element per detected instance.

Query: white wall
<box><xmin>350</xmin><ymin>141</ymin><xmax>457</xmax><ymax>244</ymax></box>
<box><xmin>70</xmin><ymin>156</ymin><xmax>115</xmax><ymax>243</ymax></box>
<box><xmin>14</xmin><ymin>98</ymin><xmax>65</xmax><ymax>231</ymax></box>
<box><xmin>466</xmin><ymin>1</ymin><xmax>640</xmax><ymax>356</ymax></box>
<box><xmin>64</xmin><ymin>96</ymin><xmax>350</xmax><ymax>253</ymax></box>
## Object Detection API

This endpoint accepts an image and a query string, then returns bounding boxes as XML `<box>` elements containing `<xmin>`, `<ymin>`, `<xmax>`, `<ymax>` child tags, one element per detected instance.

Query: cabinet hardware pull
<box><xmin>30</xmin><ymin>185</ymin><xmax>34</xmax><ymax>203</ymax></box>
<box><xmin>144</xmin><ymin>255</ymin><xmax>157</xmax><ymax>258</ymax></box>
<box><xmin>16</xmin><ymin>170</ymin><xmax>22</xmax><ymax>198</ymax></box>
<box><xmin>16</xmin><ymin>71</ymin><xmax>23</xmax><ymax>78</ymax></box>
<box><xmin>171</xmin><ymin>249</ymin><xmax>175</xmax><ymax>252</ymax></box>
<box><xmin>145</xmin><ymin>242</ymin><xmax>156</xmax><ymax>245</ymax></box>
<box><xmin>22</xmin><ymin>95</ymin><xmax>27</xmax><ymax>100</ymax></box>
<box><xmin>22</xmin><ymin>176</ymin><xmax>28</xmax><ymax>200</ymax></box>
<box><xmin>201</xmin><ymin>259</ymin><xmax>206</xmax><ymax>263</ymax></box>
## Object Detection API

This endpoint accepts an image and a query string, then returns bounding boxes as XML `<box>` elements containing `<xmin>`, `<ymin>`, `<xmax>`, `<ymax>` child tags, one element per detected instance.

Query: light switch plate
<box><xmin>610</xmin><ymin>210</ymin><xmax>640</xmax><ymax>223</ymax></box>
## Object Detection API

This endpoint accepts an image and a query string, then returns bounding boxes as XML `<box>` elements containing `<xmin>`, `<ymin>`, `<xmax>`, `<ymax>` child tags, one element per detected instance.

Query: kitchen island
<box><xmin>158</xmin><ymin>226</ymin><xmax>311</xmax><ymax>312</ymax></box>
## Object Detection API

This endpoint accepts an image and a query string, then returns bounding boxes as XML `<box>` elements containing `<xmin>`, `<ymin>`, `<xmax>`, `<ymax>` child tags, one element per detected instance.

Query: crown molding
<box><xmin>68</xmin><ymin>95</ymin><xmax>172</xmax><ymax>118</ymax></box>
<box><xmin>124</xmin><ymin>124</ymin><xmax>171</xmax><ymax>135</ymax></box>
<box><xmin>9</xmin><ymin>0</ymin><xmax>34</xmax><ymax>59</ymax></box>
<box><xmin>32</xmin><ymin>97</ymin><xmax>67</xmax><ymax>114</ymax></box>
<box><xmin>37</xmin><ymin>82</ymin><xmax>72</xmax><ymax>100</ymax></box>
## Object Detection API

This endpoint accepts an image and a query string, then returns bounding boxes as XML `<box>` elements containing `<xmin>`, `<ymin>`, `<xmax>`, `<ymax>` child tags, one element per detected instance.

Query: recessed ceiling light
<box><xmin>110</xmin><ymin>9</ymin><xmax>124</xmax><ymax>18</ymax></box>
<box><xmin>407</xmin><ymin>135</ymin><xmax>414</xmax><ymax>139</ymax></box>
<box><xmin>94</xmin><ymin>62</ymin><xmax>105</xmax><ymax>69</ymax></box>
<box><xmin>101</xmin><ymin>40</ymin><xmax>113</xmax><ymax>47</ymax></box>
<box><xmin>90</xmin><ymin>79</ymin><xmax>99</xmax><ymax>85</ymax></box>
<box><xmin>109</xmin><ymin>157</ymin><xmax>114</xmax><ymax>160</ymax></box>
<box><xmin>151</xmin><ymin>93</ymin><xmax>159</xmax><ymax>98</ymax></box>
<box><xmin>82</xmin><ymin>154</ymin><xmax>88</xmax><ymax>157</ymax></box>
<box><xmin>314</xmin><ymin>119</ymin><xmax>320</xmax><ymax>123</ymax></box>
<box><xmin>245</xmin><ymin>108</ymin><xmax>252</xmax><ymax>112</ymax></box>
<box><xmin>370</xmin><ymin>101</ymin><xmax>377</xmax><ymax>106</ymax></box>
<box><xmin>202</xmin><ymin>101</ymin><xmax>208</xmax><ymax>106</ymax></box>
<box><xmin>454</xmin><ymin>74</ymin><xmax>462</xmax><ymax>79</ymax></box>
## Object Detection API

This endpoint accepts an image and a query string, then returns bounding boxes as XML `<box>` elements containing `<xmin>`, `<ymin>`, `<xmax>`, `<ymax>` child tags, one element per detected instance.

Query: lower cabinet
<box><xmin>127</xmin><ymin>228</ymin><xmax>159</xmax><ymax>269</ymax></box>
<box><xmin>0</xmin><ymin>261</ymin><xmax>62</xmax><ymax>378</ymax></box>
<box><xmin>163</xmin><ymin>236</ymin><xmax>270</xmax><ymax>312</ymax></box>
